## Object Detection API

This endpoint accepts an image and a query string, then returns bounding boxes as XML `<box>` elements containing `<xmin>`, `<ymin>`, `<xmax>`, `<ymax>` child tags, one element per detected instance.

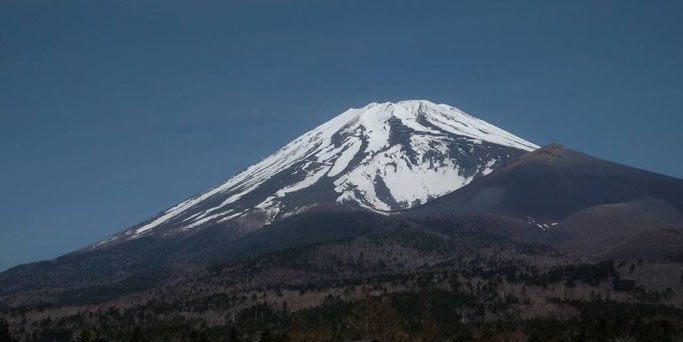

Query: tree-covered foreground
<box><xmin>3</xmin><ymin>289</ymin><xmax>682</xmax><ymax>342</ymax></box>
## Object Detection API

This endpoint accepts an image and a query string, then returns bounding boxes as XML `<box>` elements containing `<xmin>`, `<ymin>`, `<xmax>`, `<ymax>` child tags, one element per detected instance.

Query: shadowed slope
<box><xmin>410</xmin><ymin>144</ymin><xmax>683</xmax><ymax>220</ymax></box>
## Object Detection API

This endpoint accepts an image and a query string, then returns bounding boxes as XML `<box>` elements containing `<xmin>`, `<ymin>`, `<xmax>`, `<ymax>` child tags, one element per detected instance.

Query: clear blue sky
<box><xmin>1</xmin><ymin>0</ymin><xmax>682</xmax><ymax>271</ymax></box>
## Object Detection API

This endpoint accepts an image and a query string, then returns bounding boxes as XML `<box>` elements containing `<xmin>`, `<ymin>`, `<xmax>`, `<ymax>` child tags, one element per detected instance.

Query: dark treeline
<box><xmin>5</xmin><ymin>290</ymin><xmax>683</xmax><ymax>342</ymax></box>
<box><xmin>3</xmin><ymin>229</ymin><xmax>682</xmax><ymax>342</ymax></box>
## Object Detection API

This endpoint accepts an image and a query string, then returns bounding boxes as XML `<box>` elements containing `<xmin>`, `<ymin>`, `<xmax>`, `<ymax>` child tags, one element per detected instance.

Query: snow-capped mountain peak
<box><xmin>98</xmin><ymin>100</ymin><xmax>537</xmax><ymax>246</ymax></box>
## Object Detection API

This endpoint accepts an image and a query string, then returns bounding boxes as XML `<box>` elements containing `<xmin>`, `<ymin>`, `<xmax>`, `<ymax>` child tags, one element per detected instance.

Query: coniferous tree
<box><xmin>228</xmin><ymin>326</ymin><xmax>241</xmax><ymax>342</ymax></box>
<box><xmin>75</xmin><ymin>330</ymin><xmax>93</xmax><ymax>342</ymax></box>
<box><xmin>0</xmin><ymin>315</ymin><xmax>17</xmax><ymax>342</ymax></box>
<box><xmin>92</xmin><ymin>332</ymin><xmax>108</xmax><ymax>342</ymax></box>
<box><xmin>129</xmin><ymin>327</ymin><xmax>145</xmax><ymax>342</ymax></box>
<box><xmin>259</xmin><ymin>329</ymin><xmax>272</xmax><ymax>342</ymax></box>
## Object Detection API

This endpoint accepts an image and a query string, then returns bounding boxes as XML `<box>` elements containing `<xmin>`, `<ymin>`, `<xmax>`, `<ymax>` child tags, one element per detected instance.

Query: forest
<box><xmin>3</xmin><ymin>227</ymin><xmax>682</xmax><ymax>342</ymax></box>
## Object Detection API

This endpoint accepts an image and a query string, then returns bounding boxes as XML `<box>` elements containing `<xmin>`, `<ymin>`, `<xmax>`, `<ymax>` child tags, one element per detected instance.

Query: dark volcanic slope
<box><xmin>410</xmin><ymin>144</ymin><xmax>683</xmax><ymax>220</ymax></box>
<box><xmin>409</xmin><ymin>144</ymin><xmax>683</xmax><ymax>256</ymax></box>
<box><xmin>0</xmin><ymin>208</ymin><xmax>524</xmax><ymax>306</ymax></box>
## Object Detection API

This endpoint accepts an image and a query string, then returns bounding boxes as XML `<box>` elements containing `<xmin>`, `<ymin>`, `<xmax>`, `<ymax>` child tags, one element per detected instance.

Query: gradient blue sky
<box><xmin>1</xmin><ymin>0</ymin><xmax>682</xmax><ymax>271</ymax></box>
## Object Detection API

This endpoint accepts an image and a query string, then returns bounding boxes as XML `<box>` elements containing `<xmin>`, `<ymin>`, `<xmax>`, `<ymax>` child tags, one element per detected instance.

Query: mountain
<box><xmin>3</xmin><ymin>101</ymin><xmax>683</xmax><ymax>342</ymax></box>
<box><xmin>409</xmin><ymin>144</ymin><xmax>683</xmax><ymax>255</ymax></box>
<box><xmin>97</xmin><ymin>100</ymin><xmax>536</xmax><ymax>246</ymax></box>
<box><xmin>0</xmin><ymin>100</ymin><xmax>538</xmax><ymax>302</ymax></box>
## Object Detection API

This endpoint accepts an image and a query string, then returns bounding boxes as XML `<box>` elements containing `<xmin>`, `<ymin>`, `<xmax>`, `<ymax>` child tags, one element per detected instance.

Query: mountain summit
<box><xmin>100</xmin><ymin>100</ymin><xmax>537</xmax><ymax>245</ymax></box>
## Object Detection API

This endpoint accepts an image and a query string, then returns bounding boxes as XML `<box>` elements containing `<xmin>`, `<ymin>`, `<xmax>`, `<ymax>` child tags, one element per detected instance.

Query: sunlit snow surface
<box><xmin>101</xmin><ymin>100</ymin><xmax>538</xmax><ymax>244</ymax></box>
